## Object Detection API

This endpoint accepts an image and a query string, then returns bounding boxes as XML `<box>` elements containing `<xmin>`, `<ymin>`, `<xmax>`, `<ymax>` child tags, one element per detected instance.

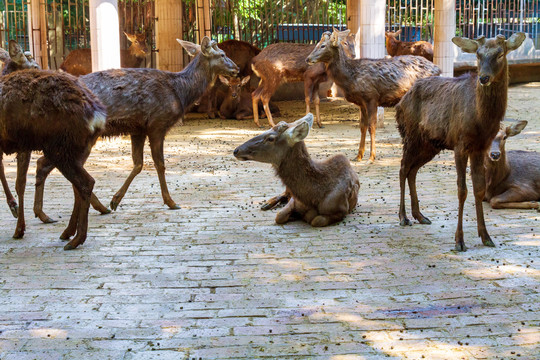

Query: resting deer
<box><xmin>32</xmin><ymin>37</ymin><xmax>239</xmax><ymax>222</ymax></box>
<box><xmin>59</xmin><ymin>32</ymin><xmax>149</xmax><ymax>76</ymax></box>
<box><xmin>396</xmin><ymin>32</ymin><xmax>526</xmax><ymax>251</ymax></box>
<box><xmin>485</xmin><ymin>120</ymin><xmax>540</xmax><ymax>210</ymax></box>
<box><xmin>251</xmin><ymin>29</ymin><xmax>355</xmax><ymax>128</ymax></box>
<box><xmin>306</xmin><ymin>29</ymin><xmax>440</xmax><ymax>162</ymax></box>
<box><xmin>0</xmin><ymin>68</ymin><xmax>106</xmax><ymax>250</ymax></box>
<box><xmin>385</xmin><ymin>30</ymin><xmax>434</xmax><ymax>62</ymax></box>
<box><xmin>234</xmin><ymin>113</ymin><xmax>360</xmax><ymax>227</ymax></box>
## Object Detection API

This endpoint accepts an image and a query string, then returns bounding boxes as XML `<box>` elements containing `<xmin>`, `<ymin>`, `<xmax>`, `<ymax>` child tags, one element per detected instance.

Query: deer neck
<box><xmin>476</xmin><ymin>64</ymin><xmax>508</xmax><ymax>129</ymax></box>
<box><xmin>386</xmin><ymin>37</ymin><xmax>398</xmax><ymax>56</ymax></box>
<box><xmin>174</xmin><ymin>54</ymin><xmax>212</xmax><ymax>110</ymax></box>
<box><xmin>275</xmin><ymin>142</ymin><xmax>319</xmax><ymax>200</ymax></box>
<box><xmin>326</xmin><ymin>47</ymin><xmax>352</xmax><ymax>88</ymax></box>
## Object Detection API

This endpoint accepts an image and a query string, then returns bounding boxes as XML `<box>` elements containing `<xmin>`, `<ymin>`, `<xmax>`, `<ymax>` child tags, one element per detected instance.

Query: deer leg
<box><xmin>262</xmin><ymin>95</ymin><xmax>275</xmax><ymax>127</ymax></box>
<box><xmin>454</xmin><ymin>152</ymin><xmax>469</xmax><ymax>251</ymax></box>
<box><xmin>470</xmin><ymin>153</ymin><xmax>495</xmax><ymax>247</ymax></box>
<box><xmin>408</xmin><ymin>149</ymin><xmax>438</xmax><ymax>225</ymax></box>
<box><xmin>367</xmin><ymin>100</ymin><xmax>378</xmax><ymax>162</ymax></box>
<box><xmin>56</xmin><ymin>162</ymin><xmax>95</xmax><ymax>250</ymax></box>
<box><xmin>110</xmin><ymin>134</ymin><xmax>145</xmax><ymax>211</ymax></box>
<box><xmin>311</xmin><ymin>189</ymin><xmax>349</xmax><ymax>227</ymax></box>
<box><xmin>489</xmin><ymin>189</ymin><xmax>540</xmax><ymax>209</ymax></box>
<box><xmin>261</xmin><ymin>189</ymin><xmax>291</xmax><ymax>211</ymax></box>
<box><xmin>0</xmin><ymin>152</ymin><xmax>17</xmax><ymax>218</ymax></box>
<box><xmin>356</xmin><ymin>106</ymin><xmax>368</xmax><ymax>161</ymax></box>
<box><xmin>252</xmin><ymin>90</ymin><xmax>262</xmax><ymax>128</ymax></box>
<box><xmin>13</xmin><ymin>152</ymin><xmax>30</xmax><ymax>239</ymax></box>
<box><xmin>149</xmin><ymin>132</ymin><xmax>179</xmax><ymax>210</ymax></box>
<box><xmin>34</xmin><ymin>156</ymin><xmax>57</xmax><ymax>223</ymax></box>
<box><xmin>275</xmin><ymin>197</ymin><xmax>297</xmax><ymax>224</ymax></box>
<box><xmin>60</xmin><ymin>184</ymin><xmax>80</xmax><ymax>241</ymax></box>
<box><xmin>314</xmin><ymin>93</ymin><xmax>322</xmax><ymax>129</ymax></box>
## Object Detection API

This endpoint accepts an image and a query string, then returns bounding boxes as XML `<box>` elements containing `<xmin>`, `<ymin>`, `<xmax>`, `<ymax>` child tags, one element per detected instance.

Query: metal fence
<box><xmin>386</xmin><ymin>0</ymin><xmax>435</xmax><ymax>42</ymax></box>
<box><xmin>0</xmin><ymin>0</ymin><xmax>31</xmax><ymax>51</ymax></box>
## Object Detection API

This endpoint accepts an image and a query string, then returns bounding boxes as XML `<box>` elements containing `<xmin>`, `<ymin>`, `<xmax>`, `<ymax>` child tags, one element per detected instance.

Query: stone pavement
<box><xmin>0</xmin><ymin>83</ymin><xmax>538</xmax><ymax>359</ymax></box>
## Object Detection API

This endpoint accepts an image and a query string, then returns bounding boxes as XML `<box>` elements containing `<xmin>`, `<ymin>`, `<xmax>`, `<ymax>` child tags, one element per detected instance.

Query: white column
<box><xmin>89</xmin><ymin>0</ymin><xmax>121</xmax><ymax>72</ymax></box>
<box><xmin>358</xmin><ymin>0</ymin><xmax>386</xmax><ymax>59</ymax></box>
<box><xmin>434</xmin><ymin>0</ymin><xmax>456</xmax><ymax>77</ymax></box>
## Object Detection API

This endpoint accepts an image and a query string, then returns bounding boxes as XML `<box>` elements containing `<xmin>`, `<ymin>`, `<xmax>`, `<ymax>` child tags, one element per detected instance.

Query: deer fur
<box><xmin>33</xmin><ymin>37</ymin><xmax>239</xmax><ymax>220</ymax></box>
<box><xmin>485</xmin><ymin>120</ymin><xmax>540</xmax><ymax>209</ymax></box>
<box><xmin>59</xmin><ymin>32</ymin><xmax>149</xmax><ymax>76</ymax></box>
<box><xmin>218</xmin><ymin>75</ymin><xmax>280</xmax><ymax>120</ymax></box>
<box><xmin>385</xmin><ymin>30</ymin><xmax>434</xmax><ymax>62</ymax></box>
<box><xmin>251</xmin><ymin>29</ymin><xmax>355</xmax><ymax>128</ymax></box>
<box><xmin>396</xmin><ymin>33</ymin><xmax>526</xmax><ymax>251</ymax></box>
<box><xmin>0</xmin><ymin>69</ymin><xmax>106</xmax><ymax>250</ymax></box>
<box><xmin>306</xmin><ymin>29</ymin><xmax>440</xmax><ymax>162</ymax></box>
<box><xmin>234</xmin><ymin>113</ymin><xmax>360</xmax><ymax>227</ymax></box>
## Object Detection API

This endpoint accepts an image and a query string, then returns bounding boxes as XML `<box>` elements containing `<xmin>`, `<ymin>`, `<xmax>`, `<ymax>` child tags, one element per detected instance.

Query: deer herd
<box><xmin>0</xmin><ymin>27</ymin><xmax>537</xmax><ymax>252</ymax></box>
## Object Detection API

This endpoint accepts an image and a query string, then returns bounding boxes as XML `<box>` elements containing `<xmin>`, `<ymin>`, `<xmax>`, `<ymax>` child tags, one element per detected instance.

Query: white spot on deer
<box><xmin>88</xmin><ymin>110</ymin><xmax>106</xmax><ymax>132</ymax></box>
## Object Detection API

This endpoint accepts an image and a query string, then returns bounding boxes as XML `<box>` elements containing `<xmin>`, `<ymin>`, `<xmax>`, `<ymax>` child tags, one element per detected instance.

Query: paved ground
<box><xmin>0</xmin><ymin>83</ymin><xmax>539</xmax><ymax>359</ymax></box>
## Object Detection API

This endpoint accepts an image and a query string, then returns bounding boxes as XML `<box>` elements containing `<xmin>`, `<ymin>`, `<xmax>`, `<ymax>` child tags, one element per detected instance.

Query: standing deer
<box><xmin>32</xmin><ymin>37</ymin><xmax>238</xmax><ymax>221</ymax></box>
<box><xmin>485</xmin><ymin>120</ymin><xmax>540</xmax><ymax>209</ymax></box>
<box><xmin>0</xmin><ymin>69</ymin><xmax>106</xmax><ymax>250</ymax></box>
<box><xmin>0</xmin><ymin>41</ymin><xmax>40</xmax><ymax>218</ymax></box>
<box><xmin>396</xmin><ymin>33</ymin><xmax>526</xmax><ymax>251</ymax></box>
<box><xmin>251</xmin><ymin>29</ymin><xmax>355</xmax><ymax>128</ymax></box>
<box><xmin>59</xmin><ymin>32</ymin><xmax>149</xmax><ymax>76</ymax></box>
<box><xmin>234</xmin><ymin>113</ymin><xmax>360</xmax><ymax>227</ymax></box>
<box><xmin>306</xmin><ymin>29</ymin><xmax>440</xmax><ymax>162</ymax></box>
<box><xmin>385</xmin><ymin>30</ymin><xmax>434</xmax><ymax>62</ymax></box>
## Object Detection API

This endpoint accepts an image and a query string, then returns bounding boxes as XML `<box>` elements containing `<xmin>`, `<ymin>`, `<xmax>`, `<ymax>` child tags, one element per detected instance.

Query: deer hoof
<box><xmin>110</xmin><ymin>200</ymin><xmax>119</xmax><ymax>211</ymax></box>
<box><xmin>417</xmin><ymin>217</ymin><xmax>432</xmax><ymax>225</ymax></box>
<box><xmin>168</xmin><ymin>204</ymin><xmax>181</xmax><ymax>210</ymax></box>
<box><xmin>9</xmin><ymin>204</ymin><xmax>18</xmax><ymax>218</ymax></box>
<box><xmin>42</xmin><ymin>217</ymin><xmax>58</xmax><ymax>224</ymax></box>
<box><xmin>63</xmin><ymin>242</ymin><xmax>77</xmax><ymax>251</ymax></box>
<box><xmin>454</xmin><ymin>242</ymin><xmax>467</xmax><ymax>252</ymax></box>
<box><xmin>100</xmin><ymin>208</ymin><xmax>112</xmax><ymax>215</ymax></box>
<box><xmin>482</xmin><ymin>237</ymin><xmax>496</xmax><ymax>247</ymax></box>
<box><xmin>399</xmin><ymin>218</ymin><xmax>412</xmax><ymax>226</ymax></box>
<box><xmin>13</xmin><ymin>227</ymin><xmax>25</xmax><ymax>239</ymax></box>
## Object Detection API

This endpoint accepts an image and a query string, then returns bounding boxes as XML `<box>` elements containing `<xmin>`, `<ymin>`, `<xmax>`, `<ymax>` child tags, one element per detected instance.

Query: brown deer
<box><xmin>306</xmin><ymin>29</ymin><xmax>440</xmax><ymax>162</ymax></box>
<box><xmin>193</xmin><ymin>39</ymin><xmax>261</xmax><ymax>118</ymax></box>
<box><xmin>0</xmin><ymin>41</ymin><xmax>40</xmax><ymax>218</ymax></box>
<box><xmin>251</xmin><ymin>29</ymin><xmax>355</xmax><ymax>128</ymax></box>
<box><xmin>32</xmin><ymin>37</ymin><xmax>239</xmax><ymax>221</ymax></box>
<box><xmin>218</xmin><ymin>75</ymin><xmax>280</xmax><ymax>120</ymax></box>
<box><xmin>485</xmin><ymin>120</ymin><xmax>540</xmax><ymax>209</ymax></box>
<box><xmin>59</xmin><ymin>32</ymin><xmax>149</xmax><ymax>76</ymax></box>
<box><xmin>385</xmin><ymin>30</ymin><xmax>434</xmax><ymax>62</ymax></box>
<box><xmin>396</xmin><ymin>33</ymin><xmax>526</xmax><ymax>251</ymax></box>
<box><xmin>234</xmin><ymin>113</ymin><xmax>360</xmax><ymax>226</ymax></box>
<box><xmin>0</xmin><ymin>69</ymin><xmax>106</xmax><ymax>250</ymax></box>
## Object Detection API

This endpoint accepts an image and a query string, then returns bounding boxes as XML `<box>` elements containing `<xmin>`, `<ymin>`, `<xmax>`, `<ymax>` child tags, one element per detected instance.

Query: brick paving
<box><xmin>0</xmin><ymin>83</ymin><xmax>538</xmax><ymax>359</ymax></box>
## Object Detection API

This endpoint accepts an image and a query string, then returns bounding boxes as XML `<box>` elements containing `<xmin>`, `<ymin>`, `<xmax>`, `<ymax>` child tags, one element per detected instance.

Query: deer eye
<box><xmin>266</xmin><ymin>135</ymin><xmax>276</xmax><ymax>143</ymax></box>
<box><xmin>503</xmin><ymin>135</ymin><xmax>508</xmax><ymax>140</ymax></box>
<box><xmin>221</xmin><ymin>54</ymin><xmax>225</xmax><ymax>58</ymax></box>
<box><xmin>321</xmin><ymin>45</ymin><xmax>326</xmax><ymax>49</ymax></box>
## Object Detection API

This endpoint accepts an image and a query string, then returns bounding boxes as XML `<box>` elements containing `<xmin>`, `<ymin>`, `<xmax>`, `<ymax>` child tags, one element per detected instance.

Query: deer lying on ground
<box><xmin>396</xmin><ymin>32</ymin><xmax>526</xmax><ymax>251</ymax></box>
<box><xmin>0</xmin><ymin>41</ymin><xmax>40</xmax><ymax>218</ymax></box>
<box><xmin>306</xmin><ymin>29</ymin><xmax>440</xmax><ymax>162</ymax></box>
<box><xmin>485</xmin><ymin>120</ymin><xmax>540</xmax><ymax>210</ymax></box>
<box><xmin>59</xmin><ymin>32</ymin><xmax>149</xmax><ymax>76</ymax></box>
<box><xmin>218</xmin><ymin>75</ymin><xmax>280</xmax><ymax>120</ymax></box>
<box><xmin>0</xmin><ymin>68</ymin><xmax>106</xmax><ymax>250</ymax></box>
<box><xmin>234</xmin><ymin>113</ymin><xmax>360</xmax><ymax>226</ymax></box>
<box><xmin>195</xmin><ymin>40</ymin><xmax>261</xmax><ymax>118</ymax></box>
<box><xmin>251</xmin><ymin>29</ymin><xmax>355</xmax><ymax>128</ymax></box>
<box><xmin>385</xmin><ymin>30</ymin><xmax>434</xmax><ymax>62</ymax></box>
<box><xmin>32</xmin><ymin>37</ymin><xmax>239</xmax><ymax>222</ymax></box>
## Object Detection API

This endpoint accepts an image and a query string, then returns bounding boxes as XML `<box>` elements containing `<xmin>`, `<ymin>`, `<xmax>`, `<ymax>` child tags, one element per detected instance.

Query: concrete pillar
<box><xmin>27</xmin><ymin>0</ymin><xmax>48</xmax><ymax>69</ymax></box>
<box><xmin>347</xmin><ymin>0</ymin><xmax>385</xmax><ymax>59</ymax></box>
<box><xmin>155</xmin><ymin>0</ymin><xmax>183</xmax><ymax>71</ymax></box>
<box><xmin>196</xmin><ymin>0</ymin><xmax>212</xmax><ymax>44</ymax></box>
<box><xmin>89</xmin><ymin>0</ymin><xmax>121</xmax><ymax>72</ymax></box>
<box><xmin>434</xmin><ymin>0</ymin><xmax>456</xmax><ymax>77</ymax></box>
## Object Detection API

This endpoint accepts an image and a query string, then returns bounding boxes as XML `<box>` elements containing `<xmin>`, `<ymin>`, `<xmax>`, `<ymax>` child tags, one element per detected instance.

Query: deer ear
<box><xmin>395</xmin><ymin>29</ymin><xmax>402</xmax><ymax>36</ymax></box>
<box><xmin>8</xmin><ymin>40</ymin><xmax>23</xmax><ymax>58</ymax></box>
<box><xmin>452</xmin><ymin>37</ymin><xmax>479</xmax><ymax>53</ymax></box>
<box><xmin>506</xmin><ymin>120</ymin><xmax>527</xmax><ymax>137</ymax></box>
<box><xmin>241</xmin><ymin>75</ymin><xmax>250</xmax><ymax>86</ymax></box>
<box><xmin>284</xmin><ymin>113</ymin><xmax>313</xmax><ymax>143</ymax></box>
<box><xmin>506</xmin><ymin>32</ymin><xmax>526</xmax><ymax>51</ymax></box>
<box><xmin>218</xmin><ymin>75</ymin><xmax>229</xmax><ymax>86</ymax></box>
<box><xmin>177</xmin><ymin>39</ymin><xmax>201</xmax><ymax>57</ymax></box>
<box><xmin>200</xmin><ymin>37</ymin><xmax>213</xmax><ymax>56</ymax></box>
<box><xmin>330</xmin><ymin>31</ymin><xmax>339</xmax><ymax>47</ymax></box>
<box><xmin>124</xmin><ymin>32</ymin><xmax>135</xmax><ymax>42</ymax></box>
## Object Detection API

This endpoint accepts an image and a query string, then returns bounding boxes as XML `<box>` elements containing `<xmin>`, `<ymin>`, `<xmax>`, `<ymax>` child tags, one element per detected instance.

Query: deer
<box><xmin>306</xmin><ymin>29</ymin><xmax>441</xmax><ymax>162</ymax></box>
<box><xmin>234</xmin><ymin>113</ymin><xmax>360</xmax><ymax>227</ymax></box>
<box><xmin>385</xmin><ymin>30</ymin><xmax>434</xmax><ymax>62</ymax></box>
<box><xmin>0</xmin><ymin>68</ymin><xmax>106</xmax><ymax>250</ymax></box>
<box><xmin>396</xmin><ymin>32</ymin><xmax>526</xmax><ymax>251</ymax></box>
<box><xmin>59</xmin><ymin>32</ymin><xmax>149</xmax><ymax>76</ymax></box>
<box><xmin>194</xmin><ymin>39</ymin><xmax>261</xmax><ymax>118</ymax></box>
<box><xmin>485</xmin><ymin>120</ymin><xmax>540</xmax><ymax>210</ymax></box>
<box><xmin>218</xmin><ymin>75</ymin><xmax>280</xmax><ymax>120</ymax></box>
<box><xmin>31</xmin><ymin>37</ymin><xmax>239</xmax><ymax>222</ymax></box>
<box><xmin>251</xmin><ymin>29</ymin><xmax>356</xmax><ymax>128</ymax></box>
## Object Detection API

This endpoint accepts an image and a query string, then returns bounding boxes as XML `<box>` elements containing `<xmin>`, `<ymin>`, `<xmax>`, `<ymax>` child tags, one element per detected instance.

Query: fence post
<box><xmin>89</xmin><ymin>0</ymin><xmax>121</xmax><ymax>72</ymax></box>
<box><xmin>196</xmin><ymin>0</ymin><xmax>212</xmax><ymax>44</ymax></box>
<box><xmin>348</xmin><ymin>0</ymin><xmax>385</xmax><ymax>59</ymax></box>
<box><xmin>434</xmin><ymin>0</ymin><xmax>456</xmax><ymax>77</ymax></box>
<box><xmin>155</xmin><ymin>0</ymin><xmax>183</xmax><ymax>71</ymax></box>
<box><xmin>27</xmin><ymin>0</ymin><xmax>47</xmax><ymax>69</ymax></box>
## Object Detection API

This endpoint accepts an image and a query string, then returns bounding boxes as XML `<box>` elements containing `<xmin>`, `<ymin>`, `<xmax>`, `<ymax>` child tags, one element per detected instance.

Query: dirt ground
<box><xmin>0</xmin><ymin>83</ymin><xmax>538</xmax><ymax>359</ymax></box>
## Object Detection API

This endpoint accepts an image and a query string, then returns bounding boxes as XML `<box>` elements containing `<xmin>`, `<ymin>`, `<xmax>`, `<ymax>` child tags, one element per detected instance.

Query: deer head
<box><xmin>8</xmin><ymin>40</ymin><xmax>39</xmax><ymax>70</ymax></box>
<box><xmin>306</xmin><ymin>29</ymin><xmax>354</xmax><ymax>65</ymax></box>
<box><xmin>124</xmin><ymin>32</ymin><xmax>149</xmax><ymax>58</ymax></box>
<box><xmin>488</xmin><ymin>120</ymin><xmax>528</xmax><ymax>161</ymax></box>
<box><xmin>177</xmin><ymin>37</ymin><xmax>239</xmax><ymax>77</ymax></box>
<box><xmin>219</xmin><ymin>75</ymin><xmax>250</xmax><ymax>99</ymax></box>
